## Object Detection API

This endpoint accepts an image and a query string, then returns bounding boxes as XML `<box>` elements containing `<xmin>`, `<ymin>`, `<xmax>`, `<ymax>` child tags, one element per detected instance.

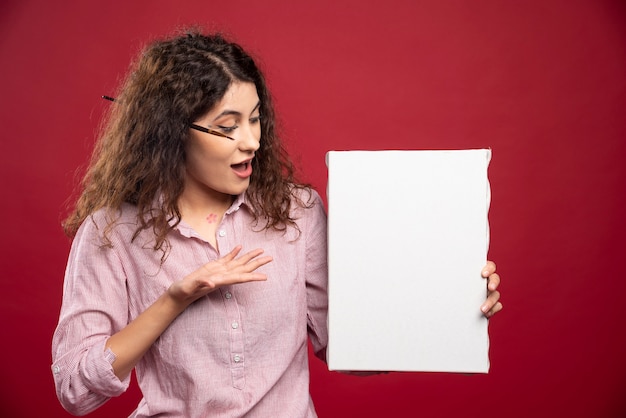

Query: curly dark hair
<box><xmin>63</xmin><ymin>30</ymin><xmax>309</xmax><ymax>252</ymax></box>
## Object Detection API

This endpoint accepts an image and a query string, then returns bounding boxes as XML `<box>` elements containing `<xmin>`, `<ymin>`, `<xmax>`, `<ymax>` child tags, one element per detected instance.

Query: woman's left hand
<box><xmin>480</xmin><ymin>261</ymin><xmax>502</xmax><ymax>318</ymax></box>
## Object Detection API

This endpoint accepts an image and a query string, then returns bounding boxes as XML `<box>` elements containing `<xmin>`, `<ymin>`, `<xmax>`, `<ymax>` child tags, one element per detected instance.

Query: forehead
<box><xmin>212</xmin><ymin>82</ymin><xmax>259</xmax><ymax>113</ymax></box>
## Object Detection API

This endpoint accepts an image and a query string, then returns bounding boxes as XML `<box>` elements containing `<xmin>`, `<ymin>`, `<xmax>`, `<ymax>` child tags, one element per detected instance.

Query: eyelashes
<box><xmin>217</xmin><ymin>115</ymin><xmax>262</xmax><ymax>134</ymax></box>
<box><xmin>217</xmin><ymin>125</ymin><xmax>237</xmax><ymax>134</ymax></box>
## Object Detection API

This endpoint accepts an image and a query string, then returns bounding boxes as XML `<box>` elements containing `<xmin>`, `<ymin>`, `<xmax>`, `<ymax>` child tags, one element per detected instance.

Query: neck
<box><xmin>177</xmin><ymin>188</ymin><xmax>234</xmax><ymax>248</ymax></box>
<box><xmin>178</xmin><ymin>185</ymin><xmax>234</xmax><ymax>221</ymax></box>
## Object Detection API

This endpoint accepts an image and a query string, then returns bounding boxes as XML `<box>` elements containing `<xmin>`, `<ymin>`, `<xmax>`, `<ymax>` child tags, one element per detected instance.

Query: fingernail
<box><xmin>481</xmin><ymin>305</ymin><xmax>488</xmax><ymax>313</ymax></box>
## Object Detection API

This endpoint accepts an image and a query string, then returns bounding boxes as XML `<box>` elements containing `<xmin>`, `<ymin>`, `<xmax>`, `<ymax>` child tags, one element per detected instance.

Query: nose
<box><xmin>238</xmin><ymin>123</ymin><xmax>261</xmax><ymax>152</ymax></box>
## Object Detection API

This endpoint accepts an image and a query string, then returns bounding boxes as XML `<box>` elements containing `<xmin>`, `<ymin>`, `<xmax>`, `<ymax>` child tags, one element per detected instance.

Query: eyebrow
<box><xmin>212</xmin><ymin>101</ymin><xmax>261</xmax><ymax>122</ymax></box>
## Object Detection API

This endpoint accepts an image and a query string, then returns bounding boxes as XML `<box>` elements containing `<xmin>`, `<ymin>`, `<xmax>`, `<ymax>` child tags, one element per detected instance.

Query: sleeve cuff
<box><xmin>80</xmin><ymin>338</ymin><xmax>131</xmax><ymax>397</ymax></box>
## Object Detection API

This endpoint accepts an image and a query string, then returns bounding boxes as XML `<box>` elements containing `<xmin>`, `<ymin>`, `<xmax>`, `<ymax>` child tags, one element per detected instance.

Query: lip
<box><xmin>231</xmin><ymin>158</ymin><xmax>253</xmax><ymax>179</ymax></box>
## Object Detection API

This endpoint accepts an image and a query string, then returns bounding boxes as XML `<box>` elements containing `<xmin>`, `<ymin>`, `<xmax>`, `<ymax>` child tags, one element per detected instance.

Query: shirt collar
<box><xmin>226</xmin><ymin>193</ymin><xmax>248</xmax><ymax>215</ymax></box>
<box><xmin>170</xmin><ymin>193</ymin><xmax>251</xmax><ymax>238</ymax></box>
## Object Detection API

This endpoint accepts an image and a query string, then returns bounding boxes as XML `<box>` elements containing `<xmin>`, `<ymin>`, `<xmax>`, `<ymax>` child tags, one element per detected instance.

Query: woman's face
<box><xmin>184</xmin><ymin>81</ymin><xmax>262</xmax><ymax>202</ymax></box>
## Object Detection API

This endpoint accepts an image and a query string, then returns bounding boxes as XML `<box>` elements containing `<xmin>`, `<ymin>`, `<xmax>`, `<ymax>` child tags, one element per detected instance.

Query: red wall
<box><xmin>1</xmin><ymin>1</ymin><xmax>625</xmax><ymax>417</ymax></box>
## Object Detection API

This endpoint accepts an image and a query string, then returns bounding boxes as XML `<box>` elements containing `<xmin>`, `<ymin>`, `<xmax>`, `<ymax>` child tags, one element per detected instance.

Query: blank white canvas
<box><xmin>326</xmin><ymin>149</ymin><xmax>491</xmax><ymax>373</ymax></box>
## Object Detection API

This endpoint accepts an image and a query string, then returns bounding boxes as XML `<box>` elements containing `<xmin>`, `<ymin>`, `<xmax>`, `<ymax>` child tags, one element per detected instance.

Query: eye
<box><xmin>217</xmin><ymin>125</ymin><xmax>238</xmax><ymax>133</ymax></box>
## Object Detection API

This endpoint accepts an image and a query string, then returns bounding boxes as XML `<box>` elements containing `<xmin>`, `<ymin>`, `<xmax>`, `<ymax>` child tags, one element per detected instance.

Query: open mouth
<box><xmin>231</xmin><ymin>161</ymin><xmax>249</xmax><ymax>172</ymax></box>
<box><xmin>231</xmin><ymin>160</ymin><xmax>253</xmax><ymax>178</ymax></box>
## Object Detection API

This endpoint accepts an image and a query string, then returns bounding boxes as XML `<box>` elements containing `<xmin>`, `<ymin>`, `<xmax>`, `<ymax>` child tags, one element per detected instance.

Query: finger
<box><xmin>485</xmin><ymin>301</ymin><xmax>503</xmax><ymax>318</ymax></box>
<box><xmin>481</xmin><ymin>290</ymin><xmax>501</xmax><ymax>315</ymax></box>
<box><xmin>216</xmin><ymin>272</ymin><xmax>268</xmax><ymax>286</ymax></box>
<box><xmin>222</xmin><ymin>245</ymin><xmax>243</xmax><ymax>263</ymax></box>
<box><xmin>240</xmin><ymin>272</ymin><xmax>268</xmax><ymax>282</ymax></box>
<box><xmin>223</xmin><ymin>257</ymin><xmax>272</xmax><ymax>282</ymax></box>
<box><xmin>198</xmin><ymin>253</ymin><xmax>271</xmax><ymax>289</ymax></box>
<box><xmin>481</xmin><ymin>261</ymin><xmax>496</xmax><ymax>277</ymax></box>
<box><xmin>487</xmin><ymin>273</ymin><xmax>500</xmax><ymax>291</ymax></box>
<box><xmin>231</xmin><ymin>248</ymin><xmax>266</xmax><ymax>266</ymax></box>
<box><xmin>239</xmin><ymin>255</ymin><xmax>273</xmax><ymax>272</ymax></box>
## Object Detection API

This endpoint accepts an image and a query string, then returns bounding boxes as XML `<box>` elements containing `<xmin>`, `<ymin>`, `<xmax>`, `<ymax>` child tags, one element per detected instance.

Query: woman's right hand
<box><xmin>168</xmin><ymin>246</ymin><xmax>273</xmax><ymax>307</ymax></box>
<box><xmin>107</xmin><ymin>246</ymin><xmax>271</xmax><ymax>380</ymax></box>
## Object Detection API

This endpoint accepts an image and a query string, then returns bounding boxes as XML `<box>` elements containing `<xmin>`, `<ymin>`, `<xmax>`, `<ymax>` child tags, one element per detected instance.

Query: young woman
<box><xmin>52</xmin><ymin>31</ymin><xmax>502</xmax><ymax>417</ymax></box>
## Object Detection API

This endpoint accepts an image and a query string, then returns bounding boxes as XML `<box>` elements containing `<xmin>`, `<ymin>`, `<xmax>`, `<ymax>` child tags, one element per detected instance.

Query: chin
<box><xmin>225</xmin><ymin>183</ymin><xmax>250</xmax><ymax>196</ymax></box>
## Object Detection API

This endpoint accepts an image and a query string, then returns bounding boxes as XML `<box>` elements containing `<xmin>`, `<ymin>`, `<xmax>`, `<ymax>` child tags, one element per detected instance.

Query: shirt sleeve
<box><xmin>303</xmin><ymin>190</ymin><xmax>329</xmax><ymax>361</ymax></box>
<box><xmin>51</xmin><ymin>213</ymin><xmax>132</xmax><ymax>415</ymax></box>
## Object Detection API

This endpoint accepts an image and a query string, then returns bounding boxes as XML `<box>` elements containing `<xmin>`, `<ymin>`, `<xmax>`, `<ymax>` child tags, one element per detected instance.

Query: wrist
<box><xmin>159</xmin><ymin>290</ymin><xmax>190</xmax><ymax>317</ymax></box>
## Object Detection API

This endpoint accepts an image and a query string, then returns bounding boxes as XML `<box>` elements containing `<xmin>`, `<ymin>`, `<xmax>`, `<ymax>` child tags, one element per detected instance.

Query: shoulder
<box><xmin>290</xmin><ymin>186</ymin><xmax>325</xmax><ymax>215</ymax></box>
<box><xmin>87</xmin><ymin>203</ymin><xmax>140</xmax><ymax>230</ymax></box>
<box><xmin>73</xmin><ymin>203</ymin><xmax>140</xmax><ymax>246</ymax></box>
<box><xmin>288</xmin><ymin>186</ymin><xmax>326</xmax><ymax>238</ymax></box>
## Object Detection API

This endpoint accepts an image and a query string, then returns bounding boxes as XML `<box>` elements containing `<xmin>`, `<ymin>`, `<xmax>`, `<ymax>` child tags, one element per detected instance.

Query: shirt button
<box><xmin>224</xmin><ymin>292</ymin><xmax>232</xmax><ymax>299</ymax></box>
<box><xmin>53</xmin><ymin>366</ymin><xmax>60</xmax><ymax>374</ymax></box>
<box><xmin>231</xmin><ymin>321</ymin><xmax>239</xmax><ymax>329</ymax></box>
<box><xmin>234</xmin><ymin>355</ymin><xmax>242</xmax><ymax>363</ymax></box>
<box><xmin>218</xmin><ymin>230</ymin><xmax>226</xmax><ymax>237</ymax></box>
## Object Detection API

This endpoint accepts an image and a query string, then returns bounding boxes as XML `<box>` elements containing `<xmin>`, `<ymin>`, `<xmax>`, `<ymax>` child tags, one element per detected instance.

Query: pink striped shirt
<box><xmin>51</xmin><ymin>190</ymin><xmax>329</xmax><ymax>417</ymax></box>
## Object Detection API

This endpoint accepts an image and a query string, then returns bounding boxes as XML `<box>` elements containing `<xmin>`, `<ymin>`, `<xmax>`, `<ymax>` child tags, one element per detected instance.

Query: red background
<box><xmin>1</xmin><ymin>1</ymin><xmax>625</xmax><ymax>417</ymax></box>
